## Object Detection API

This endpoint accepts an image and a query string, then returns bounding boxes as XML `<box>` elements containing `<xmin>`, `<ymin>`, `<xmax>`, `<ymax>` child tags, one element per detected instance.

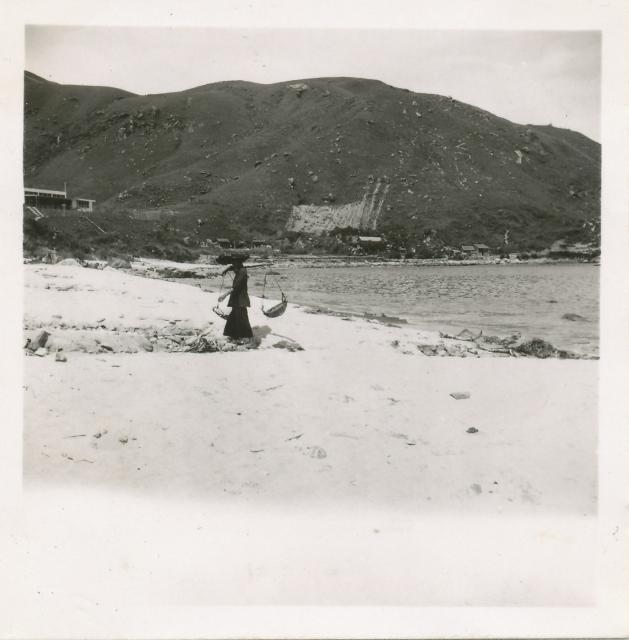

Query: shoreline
<box><xmin>23</xmin><ymin>262</ymin><xmax>596</xmax><ymax>360</ymax></box>
<box><xmin>20</xmin><ymin>261</ymin><xmax>598</xmax><ymax>609</ymax></box>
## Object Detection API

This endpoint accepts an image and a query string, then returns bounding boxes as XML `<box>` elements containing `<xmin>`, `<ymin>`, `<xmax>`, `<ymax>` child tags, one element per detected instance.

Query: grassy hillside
<box><xmin>24</xmin><ymin>72</ymin><xmax>600</xmax><ymax>254</ymax></box>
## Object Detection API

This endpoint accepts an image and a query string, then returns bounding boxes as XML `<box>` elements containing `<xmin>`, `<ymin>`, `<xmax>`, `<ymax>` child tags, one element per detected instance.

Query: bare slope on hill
<box><xmin>24</xmin><ymin>72</ymin><xmax>600</xmax><ymax>249</ymax></box>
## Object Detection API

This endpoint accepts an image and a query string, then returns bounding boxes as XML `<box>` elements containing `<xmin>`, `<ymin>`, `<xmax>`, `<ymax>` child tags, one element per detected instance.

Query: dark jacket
<box><xmin>227</xmin><ymin>267</ymin><xmax>250</xmax><ymax>307</ymax></box>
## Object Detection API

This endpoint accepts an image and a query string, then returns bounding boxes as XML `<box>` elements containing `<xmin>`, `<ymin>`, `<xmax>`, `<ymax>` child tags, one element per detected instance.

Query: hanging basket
<box><xmin>212</xmin><ymin>305</ymin><xmax>230</xmax><ymax>319</ymax></box>
<box><xmin>261</xmin><ymin>293</ymin><xmax>288</xmax><ymax>318</ymax></box>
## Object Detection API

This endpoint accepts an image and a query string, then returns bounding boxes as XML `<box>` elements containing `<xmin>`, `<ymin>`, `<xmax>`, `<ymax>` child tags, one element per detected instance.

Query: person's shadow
<box><xmin>252</xmin><ymin>325</ymin><xmax>272</xmax><ymax>341</ymax></box>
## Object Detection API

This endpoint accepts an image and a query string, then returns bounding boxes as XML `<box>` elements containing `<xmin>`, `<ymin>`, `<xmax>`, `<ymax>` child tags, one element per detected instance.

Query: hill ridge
<box><xmin>24</xmin><ymin>70</ymin><xmax>600</xmax><ymax>254</ymax></box>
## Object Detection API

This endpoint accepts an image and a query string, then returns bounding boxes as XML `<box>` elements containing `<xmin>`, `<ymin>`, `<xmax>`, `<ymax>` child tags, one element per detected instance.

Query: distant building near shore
<box><xmin>355</xmin><ymin>236</ymin><xmax>385</xmax><ymax>253</ymax></box>
<box><xmin>461</xmin><ymin>243</ymin><xmax>490</xmax><ymax>257</ymax></box>
<box><xmin>24</xmin><ymin>186</ymin><xmax>96</xmax><ymax>213</ymax></box>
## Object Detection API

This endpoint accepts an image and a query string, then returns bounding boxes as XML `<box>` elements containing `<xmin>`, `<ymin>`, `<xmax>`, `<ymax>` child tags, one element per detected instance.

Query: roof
<box><xmin>216</xmin><ymin>238</ymin><xmax>231</xmax><ymax>242</ymax></box>
<box><xmin>474</xmin><ymin>243</ymin><xmax>490</xmax><ymax>249</ymax></box>
<box><xmin>461</xmin><ymin>245</ymin><xmax>475</xmax><ymax>251</ymax></box>
<box><xmin>358</xmin><ymin>236</ymin><xmax>383</xmax><ymax>242</ymax></box>
<box><xmin>25</xmin><ymin>187</ymin><xmax>67</xmax><ymax>197</ymax></box>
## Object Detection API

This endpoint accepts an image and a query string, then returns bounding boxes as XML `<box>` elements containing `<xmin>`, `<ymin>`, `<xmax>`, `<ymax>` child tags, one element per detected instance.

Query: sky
<box><xmin>25</xmin><ymin>26</ymin><xmax>601</xmax><ymax>141</ymax></box>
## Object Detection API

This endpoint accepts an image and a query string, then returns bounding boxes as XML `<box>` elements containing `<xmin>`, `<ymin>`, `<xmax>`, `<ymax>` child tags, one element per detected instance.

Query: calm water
<box><xmin>254</xmin><ymin>263</ymin><xmax>599</xmax><ymax>356</ymax></box>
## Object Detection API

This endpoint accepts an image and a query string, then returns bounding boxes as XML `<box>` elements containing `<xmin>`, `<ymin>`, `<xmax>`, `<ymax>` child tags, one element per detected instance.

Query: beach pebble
<box><xmin>309</xmin><ymin>446</ymin><xmax>327</xmax><ymax>459</ymax></box>
<box><xmin>466</xmin><ymin>427</ymin><xmax>479</xmax><ymax>434</ymax></box>
<box><xmin>450</xmin><ymin>391</ymin><xmax>470</xmax><ymax>400</ymax></box>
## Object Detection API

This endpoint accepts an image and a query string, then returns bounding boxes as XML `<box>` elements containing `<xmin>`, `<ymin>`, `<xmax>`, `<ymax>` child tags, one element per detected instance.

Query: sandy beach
<box><xmin>17</xmin><ymin>262</ymin><xmax>599</xmax><ymax>619</ymax></box>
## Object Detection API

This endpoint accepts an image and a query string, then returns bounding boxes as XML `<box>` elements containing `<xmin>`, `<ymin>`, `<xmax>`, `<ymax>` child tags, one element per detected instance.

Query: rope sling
<box><xmin>212</xmin><ymin>265</ymin><xmax>288</xmax><ymax>319</ymax></box>
<box><xmin>212</xmin><ymin>270</ymin><xmax>231</xmax><ymax>319</ymax></box>
<box><xmin>260</xmin><ymin>267</ymin><xmax>288</xmax><ymax>318</ymax></box>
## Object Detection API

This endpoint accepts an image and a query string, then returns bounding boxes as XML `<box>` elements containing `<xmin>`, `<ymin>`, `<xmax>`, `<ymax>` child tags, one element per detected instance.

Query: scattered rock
<box><xmin>450</xmin><ymin>391</ymin><xmax>470</xmax><ymax>400</ymax></box>
<box><xmin>55</xmin><ymin>351</ymin><xmax>67</xmax><ymax>362</ymax></box>
<box><xmin>272</xmin><ymin>339</ymin><xmax>304</xmax><ymax>352</ymax></box>
<box><xmin>309</xmin><ymin>446</ymin><xmax>327</xmax><ymax>459</ymax></box>
<box><xmin>30</xmin><ymin>330</ymin><xmax>50</xmax><ymax>351</ymax></box>
<box><xmin>118</xmin><ymin>436</ymin><xmax>128</xmax><ymax>444</ymax></box>
<box><xmin>34</xmin><ymin>347</ymin><xmax>48</xmax><ymax>357</ymax></box>
<box><xmin>417</xmin><ymin>344</ymin><xmax>437</xmax><ymax>356</ymax></box>
<box><xmin>57</xmin><ymin>258</ymin><xmax>82</xmax><ymax>267</ymax></box>
<box><xmin>562</xmin><ymin>313</ymin><xmax>587</xmax><ymax>322</ymax></box>
<box><xmin>466</xmin><ymin>427</ymin><xmax>479</xmax><ymax>434</ymax></box>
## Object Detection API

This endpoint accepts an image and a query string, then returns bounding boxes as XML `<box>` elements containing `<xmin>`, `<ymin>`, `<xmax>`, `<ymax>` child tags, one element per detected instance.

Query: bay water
<box><xmin>258</xmin><ymin>263</ymin><xmax>599</xmax><ymax>356</ymax></box>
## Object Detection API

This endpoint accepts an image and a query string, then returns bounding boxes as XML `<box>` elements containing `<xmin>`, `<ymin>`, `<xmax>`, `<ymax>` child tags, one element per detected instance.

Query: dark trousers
<box><xmin>223</xmin><ymin>307</ymin><xmax>253</xmax><ymax>339</ymax></box>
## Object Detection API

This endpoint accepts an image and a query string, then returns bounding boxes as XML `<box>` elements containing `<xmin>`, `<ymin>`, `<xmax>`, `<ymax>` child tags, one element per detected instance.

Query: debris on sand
<box><xmin>440</xmin><ymin>328</ymin><xmax>483</xmax><ymax>341</ymax></box>
<box><xmin>513</xmin><ymin>338</ymin><xmax>578</xmax><ymax>359</ymax></box>
<box><xmin>450</xmin><ymin>391</ymin><xmax>470</xmax><ymax>400</ymax></box>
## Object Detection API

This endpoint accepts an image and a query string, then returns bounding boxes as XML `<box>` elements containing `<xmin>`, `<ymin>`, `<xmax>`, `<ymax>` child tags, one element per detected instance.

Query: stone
<box><xmin>118</xmin><ymin>436</ymin><xmax>128</xmax><ymax>444</ymax></box>
<box><xmin>34</xmin><ymin>347</ymin><xmax>48</xmax><ymax>357</ymax></box>
<box><xmin>272</xmin><ymin>340</ymin><xmax>303</xmax><ymax>352</ymax></box>
<box><xmin>562</xmin><ymin>313</ymin><xmax>587</xmax><ymax>322</ymax></box>
<box><xmin>416</xmin><ymin>344</ymin><xmax>437</xmax><ymax>356</ymax></box>
<box><xmin>55</xmin><ymin>351</ymin><xmax>67</xmax><ymax>362</ymax></box>
<box><xmin>450</xmin><ymin>391</ymin><xmax>470</xmax><ymax>400</ymax></box>
<box><xmin>466</xmin><ymin>427</ymin><xmax>479</xmax><ymax>434</ymax></box>
<box><xmin>30</xmin><ymin>330</ymin><xmax>50</xmax><ymax>350</ymax></box>
<box><xmin>309</xmin><ymin>446</ymin><xmax>327</xmax><ymax>459</ymax></box>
